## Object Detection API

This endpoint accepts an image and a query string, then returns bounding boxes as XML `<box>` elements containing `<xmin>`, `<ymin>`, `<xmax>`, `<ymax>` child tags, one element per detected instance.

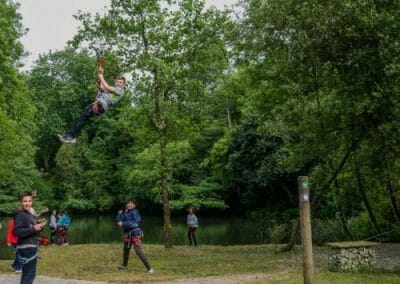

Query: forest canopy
<box><xmin>1</xmin><ymin>0</ymin><xmax>400</xmax><ymax>243</ymax></box>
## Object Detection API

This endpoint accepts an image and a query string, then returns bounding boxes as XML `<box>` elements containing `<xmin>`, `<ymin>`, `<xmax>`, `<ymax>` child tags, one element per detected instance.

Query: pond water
<box><xmin>0</xmin><ymin>215</ymin><xmax>266</xmax><ymax>259</ymax></box>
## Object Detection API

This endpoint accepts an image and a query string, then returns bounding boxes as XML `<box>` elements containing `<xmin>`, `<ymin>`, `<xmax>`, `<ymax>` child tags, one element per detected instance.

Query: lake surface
<box><xmin>0</xmin><ymin>215</ymin><xmax>266</xmax><ymax>259</ymax></box>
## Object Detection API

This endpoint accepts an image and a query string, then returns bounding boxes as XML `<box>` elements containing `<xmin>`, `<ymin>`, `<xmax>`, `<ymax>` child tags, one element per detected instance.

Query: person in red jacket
<box><xmin>6</xmin><ymin>213</ymin><xmax>22</xmax><ymax>273</ymax></box>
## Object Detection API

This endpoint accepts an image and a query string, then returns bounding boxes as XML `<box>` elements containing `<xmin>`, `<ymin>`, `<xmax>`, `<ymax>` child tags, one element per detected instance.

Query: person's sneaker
<box><xmin>118</xmin><ymin>265</ymin><xmax>127</xmax><ymax>270</ymax></box>
<box><xmin>58</xmin><ymin>134</ymin><xmax>76</xmax><ymax>144</ymax></box>
<box><xmin>14</xmin><ymin>269</ymin><xmax>22</xmax><ymax>273</ymax></box>
<box><xmin>147</xmin><ymin>268</ymin><xmax>154</xmax><ymax>274</ymax></box>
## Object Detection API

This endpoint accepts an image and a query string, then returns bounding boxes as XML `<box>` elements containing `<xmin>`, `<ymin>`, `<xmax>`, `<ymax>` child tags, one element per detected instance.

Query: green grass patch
<box><xmin>0</xmin><ymin>244</ymin><xmax>399</xmax><ymax>283</ymax></box>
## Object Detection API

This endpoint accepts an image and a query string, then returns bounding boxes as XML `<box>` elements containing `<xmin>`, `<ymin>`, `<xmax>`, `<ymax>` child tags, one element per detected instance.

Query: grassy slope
<box><xmin>0</xmin><ymin>244</ymin><xmax>399</xmax><ymax>283</ymax></box>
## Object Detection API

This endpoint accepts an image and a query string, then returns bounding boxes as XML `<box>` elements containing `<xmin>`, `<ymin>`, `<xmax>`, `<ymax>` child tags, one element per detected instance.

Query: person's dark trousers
<box><xmin>50</xmin><ymin>228</ymin><xmax>56</xmax><ymax>244</ymax></box>
<box><xmin>11</xmin><ymin>245</ymin><xmax>22</xmax><ymax>270</ymax></box>
<box><xmin>133</xmin><ymin>244</ymin><xmax>151</xmax><ymax>271</ymax></box>
<box><xmin>62</xmin><ymin>226</ymin><xmax>69</xmax><ymax>244</ymax></box>
<box><xmin>122</xmin><ymin>243</ymin><xmax>151</xmax><ymax>271</ymax></box>
<box><xmin>122</xmin><ymin>244</ymin><xmax>130</xmax><ymax>266</ymax></box>
<box><xmin>69</xmin><ymin>101</ymin><xmax>104</xmax><ymax>138</ymax></box>
<box><xmin>188</xmin><ymin>228</ymin><xmax>197</xmax><ymax>246</ymax></box>
<box><xmin>19</xmin><ymin>246</ymin><xmax>38</xmax><ymax>284</ymax></box>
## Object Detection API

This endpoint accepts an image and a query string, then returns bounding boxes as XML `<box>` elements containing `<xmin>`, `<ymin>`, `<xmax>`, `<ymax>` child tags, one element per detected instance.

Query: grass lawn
<box><xmin>0</xmin><ymin>244</ymin><xmax>399</xmax><ymax>283</ymax></box>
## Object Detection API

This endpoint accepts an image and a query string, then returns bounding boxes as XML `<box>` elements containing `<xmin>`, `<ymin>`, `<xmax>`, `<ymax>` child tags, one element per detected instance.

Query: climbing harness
<box><xmin>124</xmin><ymin>227</ymin><xmax>143</xmax><ymax>247</ymax></box>
<box><xmin>20</xmin><ymin>252</ymin><xmax>38</xmax><ymax>265</ymax></box>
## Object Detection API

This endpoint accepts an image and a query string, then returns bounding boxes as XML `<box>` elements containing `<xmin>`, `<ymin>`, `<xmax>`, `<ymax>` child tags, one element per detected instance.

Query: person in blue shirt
<box><xmin>116</xmin><ymin>200</ymin><xmax>153</xmax><ymax>273</ymax></box>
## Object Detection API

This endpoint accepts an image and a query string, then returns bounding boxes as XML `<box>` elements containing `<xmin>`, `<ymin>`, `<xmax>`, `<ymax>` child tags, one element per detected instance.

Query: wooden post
<box><xmin>298</xmin><ymin>176</ymin><xmax>314</xmax><ymax>284</ymax></box>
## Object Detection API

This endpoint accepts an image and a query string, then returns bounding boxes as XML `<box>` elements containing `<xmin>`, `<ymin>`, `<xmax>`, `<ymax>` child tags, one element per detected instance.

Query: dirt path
<box><xmin>0</xmin><ymin>272</ymin><xmax>286</xmax><ymax>284</ymax></box>
<box><xmin>156</xmin><ymin>272</ymin><xmax>289</xmax><ymax>284</ymax></box>
<box><xmin>0</xmin><ymin>274</ymin><xmax>107</xmax><ymax>284</ymax></box>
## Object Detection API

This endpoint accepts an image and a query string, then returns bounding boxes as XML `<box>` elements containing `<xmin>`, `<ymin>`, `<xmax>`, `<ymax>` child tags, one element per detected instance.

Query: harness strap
<box><xmin>16</xmin><ymin>244</ymin><xmax>37</xmax><ymax>249</ymax></box>
<box><xmin>20</xmin><ymin>253</ymin><xmax>38</xmax><ymax>265</ymax></box>
<box><xmin>92</xmin><ymin>101</ymin><xmax>100</xmax><ymax>114</ymax></box>
<box><xmin>123</xmin><ymin>228</ymin><xmax>143</xmax><ymax>248</ymax></box>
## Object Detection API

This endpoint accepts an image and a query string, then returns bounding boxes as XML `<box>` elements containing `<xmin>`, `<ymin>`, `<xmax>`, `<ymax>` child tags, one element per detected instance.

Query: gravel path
<box><xmin>0</xmin><ymin>275</ymin><xmax>106</xmax><ymax>284</ymax></box>
<box><xmin>1</xmin><ymin>244</ymin><xmax>399</xmax><ymax>284</ymax></box>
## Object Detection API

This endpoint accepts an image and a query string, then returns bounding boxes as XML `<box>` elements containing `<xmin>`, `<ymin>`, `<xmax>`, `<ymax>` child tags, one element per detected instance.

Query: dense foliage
<box><xmin>0</xmin><ymin>0</ymin><xmax>39</xmax><ymax>213</ymax></box>
<box><xmin>1</xmin><ymin>0</ymin><xmax>400</xmax><ymax>243</ymax></box>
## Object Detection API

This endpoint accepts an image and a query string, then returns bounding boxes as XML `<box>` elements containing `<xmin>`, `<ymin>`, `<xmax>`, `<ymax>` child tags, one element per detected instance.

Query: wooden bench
<box><xmin>323</xmin><ymin>241</ymin><xmax>379</xmax><ymax>272</ymax></box>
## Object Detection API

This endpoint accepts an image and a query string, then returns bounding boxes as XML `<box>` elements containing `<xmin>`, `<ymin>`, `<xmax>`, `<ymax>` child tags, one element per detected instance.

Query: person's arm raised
<box><xmin>97</xmin><ymin>73</ymin><xmax>116</xmax><ymax>93</ymax></box>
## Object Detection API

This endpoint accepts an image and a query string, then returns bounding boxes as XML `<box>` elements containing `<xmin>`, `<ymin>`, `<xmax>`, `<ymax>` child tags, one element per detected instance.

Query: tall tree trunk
<box><xmin>384</xmin><ymin>169</ymin><xmax>400</xmax><ymax>221</ymax></box>
<box><xmin>279</xmin><ymin>219</ymin><xmax>299</xmax><ymax>252</ymax></box>
<box><xmin>160</xmin><ymin>129</ymin><xmax>173</xmax><ymax>248</ymax></box>
<box><xmin>334</xmin><ymin>179</ymin><xmax>354</xmax><ymax>240</ymax></box>
<box><xmin>355</xmin><ymin>167</ymin><xmax>382</xmax><ymax>235</ymax></box>
<box><xmin>155</xmin><ymin>87</ymin><xmax>173</xmax><ymax>248</ymax></box>
<box><xmin>43</xmin><ymin>153</ymin><xmax>49</xmax><ymax>173</ymax></box>
<box><xmin>338</xmin><ymin>206</ymin><xmax>354</xmax><ymax>240</ymax></box>
<box><xmin>140</xmin><ymin>8</ymin><xmax>172</xmax><ymax>248</ymax></box>
<box><xmin>227</xmin><ymin>107</ymin><xmax>232</xmax><ymax>128</ymax></box>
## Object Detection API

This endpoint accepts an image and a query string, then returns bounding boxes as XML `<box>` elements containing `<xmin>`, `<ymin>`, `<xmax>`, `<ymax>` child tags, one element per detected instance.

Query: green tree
<box><xmin>231</xmin><ymin>0</ymin><xmax>400</xmax><ymax>238</ymax></box>
<box><xmin>28</xmin><ymin>49</ymin><xmax>98</xmax><ymax>172</ymax></box>
<box><xmin>71</xmin><ymin>0</ymin><xmax>231</xmax><ymax>247</ymax></box>
<box><xmin>0</xmin><ymin>0</ymin><xmax>39</xmax><ymax>213</ymax></box>
<box><xmin>28</xmin><ymin>49</ymin><xmax>133</xmax><ymax>212</ymax></box>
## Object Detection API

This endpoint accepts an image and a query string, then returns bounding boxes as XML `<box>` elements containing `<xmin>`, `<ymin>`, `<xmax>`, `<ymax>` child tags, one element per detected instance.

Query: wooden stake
<box><xmin>298</xmin><ymin>176</ymin><xmax>314</xmax><ymax>284</ymax></box>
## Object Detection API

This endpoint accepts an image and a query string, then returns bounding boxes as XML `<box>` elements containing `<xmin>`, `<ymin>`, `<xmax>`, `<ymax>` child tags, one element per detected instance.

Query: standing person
<box><xmin>6</xmin><ymin>211</ymin><xmax>22</xmax><ymax>273</ymax></box>
<box><xmin>187</xmin><ymin>207</ymin><xmax>198</xmax><ymax>247</ymax></box>
<box><xmin>49</xmin><ymin>210</ymin><xmax>57</xmax><ymax>245</ymax></box>
<box><xmin>57</xmin><ymin>211</ymin><xmax>71</xmax><ymax>245</ymax></box>
<box><xmin>116</xmin><ymin>200</ymin><xmax>154</xmax><ymax>273</ymax></box>
<box><xmin>58</xmin><ymin>65</ymin><xmax>127</xmax><ymax>144</ymax></box>
<box><xmin>13</xmin><ymin>192</ymin><xmax>45</xmax><ymax>284</ymax></box>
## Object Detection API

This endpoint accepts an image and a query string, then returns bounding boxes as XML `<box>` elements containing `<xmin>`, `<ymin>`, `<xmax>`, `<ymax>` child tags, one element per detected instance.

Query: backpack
<box><xmin>6</xmin><ymin>219</ymin><xmax>18</xmax><ymax>245</ymax></box>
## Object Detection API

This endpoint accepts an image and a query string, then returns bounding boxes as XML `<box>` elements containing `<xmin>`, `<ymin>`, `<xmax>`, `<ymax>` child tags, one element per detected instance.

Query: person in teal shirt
<box><xmin>56</xmin><ymin>211</ymin><xmax>71</xmax><ymax>245</ymax></box>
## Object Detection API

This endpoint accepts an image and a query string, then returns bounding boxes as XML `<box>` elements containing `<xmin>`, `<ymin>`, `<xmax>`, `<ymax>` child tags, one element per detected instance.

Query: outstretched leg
<box><xmin>133</xmin><ymin>244</ymin><xmax>152</xmax><ymax>271</ymax></box>
<box><xmin>58</xmin><ymin>101</ymin><xmax>104</xmax><ymax>143</ymax></box>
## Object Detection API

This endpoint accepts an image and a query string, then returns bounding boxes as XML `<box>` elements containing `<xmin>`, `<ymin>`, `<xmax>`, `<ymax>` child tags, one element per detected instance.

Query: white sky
<box><xmin>16</xmin><ymin>0</ymin><xmax>238</xmax><ymax>70</ymax></box>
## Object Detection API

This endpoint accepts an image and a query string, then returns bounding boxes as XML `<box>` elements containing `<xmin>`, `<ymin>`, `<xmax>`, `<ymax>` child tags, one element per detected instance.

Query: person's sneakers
<box><xmin>147</xmin><ymin>268</ymin><xmax>154</xmax><ymax>274</ymax></box>
<box><xmin>118</xmin><ymin>265</ymin><xmax>127</xmax><ymax>270</ymax></box>
<box><xmin>58</xmin><ymin>134</ymin><xmax>76</xmax><ymax>144</ymax></box>
<box><xmin>10</xmin><ymin>266</ymin><xmax>22</xmax><ymax>273</ymax></box>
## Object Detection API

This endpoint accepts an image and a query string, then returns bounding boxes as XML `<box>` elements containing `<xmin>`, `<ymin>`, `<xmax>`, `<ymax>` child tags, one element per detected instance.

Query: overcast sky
<box><xmin>16</xmin><ymin>0</ymin><xmax>238</xmax><ymax>70</ymax></box>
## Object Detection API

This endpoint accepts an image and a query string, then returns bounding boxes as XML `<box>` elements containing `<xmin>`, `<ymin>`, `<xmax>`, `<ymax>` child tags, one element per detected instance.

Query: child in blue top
<box><xmin>56</xmin><ymin>211</ymin><xmax>71</xmax><ymax>245</ymax></box>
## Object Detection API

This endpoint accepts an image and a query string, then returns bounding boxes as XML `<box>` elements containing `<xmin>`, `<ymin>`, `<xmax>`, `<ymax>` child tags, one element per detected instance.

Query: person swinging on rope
<box><xmin>58</xmin><ymin>63</ymin><xmax>126</xmax><ymax>144</ymax></box>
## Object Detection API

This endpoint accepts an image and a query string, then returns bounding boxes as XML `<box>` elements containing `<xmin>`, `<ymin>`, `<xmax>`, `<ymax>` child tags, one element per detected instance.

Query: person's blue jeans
<box><xmin>11</xmin><ymin>245</ymin><xmax>22</xmax><ymax>270</ymax></box>
<box><xmin>18</xmin><ymin>246</ymin><xmax>38</xmax><ymax>284</ymax></box>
